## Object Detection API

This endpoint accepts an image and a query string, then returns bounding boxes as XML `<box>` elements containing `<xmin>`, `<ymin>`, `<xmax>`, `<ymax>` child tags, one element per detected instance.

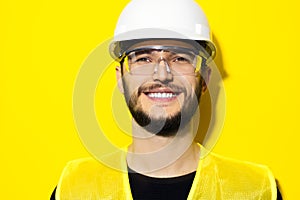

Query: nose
<box><xmin>152</xmin><ymin>58</ymin><xmax>173</xmax><ymax>83</ymax></box>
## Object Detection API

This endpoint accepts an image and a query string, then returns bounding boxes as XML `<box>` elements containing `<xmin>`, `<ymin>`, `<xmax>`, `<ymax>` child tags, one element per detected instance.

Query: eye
<box><xmin>135</xmin><ymin>57</ymin><xmax>151</xmax><ymax>63</ymax></box>
<box><xmin>173</xmin><ymin>56</ymin><xmax>191</xmax><ymax>64</ymax></box>
<box><xmin>176</xmin><ymin>57</ymin><xmax>188</xmax><ymax>61</ymax></box>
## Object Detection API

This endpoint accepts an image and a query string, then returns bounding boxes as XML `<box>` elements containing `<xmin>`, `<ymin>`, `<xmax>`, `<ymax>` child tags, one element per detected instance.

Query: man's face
<box><xmin>118</xmin><ymin>40</ymin><xmax>207</xmax><ymax>137</ymax></box>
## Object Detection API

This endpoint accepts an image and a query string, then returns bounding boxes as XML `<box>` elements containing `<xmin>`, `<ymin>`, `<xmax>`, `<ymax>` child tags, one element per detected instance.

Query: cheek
<box><xmin>122</xmin><ymin>73</ymin><xmax>151</xmax><ymax>93</ymax></box>
<box><xmin>122</xmin><ymin>77</ymin><xmax>141</xmax><ymax>101</ymax></box>
<box><xmin>179</xmin><ymin>76</ymin><xmax>201</xmax><ymax>97</ymax></box>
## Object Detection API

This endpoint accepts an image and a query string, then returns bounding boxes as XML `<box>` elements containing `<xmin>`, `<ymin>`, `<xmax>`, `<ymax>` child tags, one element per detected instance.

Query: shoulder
<box><xmin>56</xmin><ymin>157</ymin><xmax>130</xmax><ymax>200</ymax></box>
<box><xmin>207</xmin><ymin>152</ymin><xmax>273</xmax><ymax>175</ymax></box>
<box><xmin>59</xmin><ymin>156</ymin><xmax>126</xmax><ymax>182</ymax></box>
<box><xmin>199</xmin><ymin>152</ymin><xmax>277</xmax><ymax>199</ymax></box>
<box><xmin>62</xmin><ymin>148</ymin><xmax>128</xmax><ymax>174</ymax></box>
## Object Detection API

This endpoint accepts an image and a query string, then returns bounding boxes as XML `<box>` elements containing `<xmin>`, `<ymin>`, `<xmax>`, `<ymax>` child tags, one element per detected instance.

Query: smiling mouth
<box><xmin>144</xmin><ymin>92</ymin><xmax>179</xmax><ymax>99</ymax></box>
<box><xmin>139</xmin><ymin>84</ymin><xmax>185</xmax><ymax>101</ymax></box>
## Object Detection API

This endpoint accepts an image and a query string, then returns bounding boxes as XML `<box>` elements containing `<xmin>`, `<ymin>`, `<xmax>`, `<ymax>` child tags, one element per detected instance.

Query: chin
<box><xmin>130</xmin><ymin>106</ymin><xmax>190</xmax><ymax>137</ymax></box>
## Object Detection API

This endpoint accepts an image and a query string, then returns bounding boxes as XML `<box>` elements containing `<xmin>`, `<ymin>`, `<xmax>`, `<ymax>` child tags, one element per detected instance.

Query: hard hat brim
<box><xmin>109</xmin><ymin>28</ymin><xmax>216</xmax><ymax>61</ymax></box>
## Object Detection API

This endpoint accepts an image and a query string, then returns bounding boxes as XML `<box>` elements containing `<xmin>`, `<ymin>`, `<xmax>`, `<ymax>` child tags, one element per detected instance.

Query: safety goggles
<box><xmin>121</xmin><ymin>46</ymin><xmax>207</xmax><ymax>76</ymax></box>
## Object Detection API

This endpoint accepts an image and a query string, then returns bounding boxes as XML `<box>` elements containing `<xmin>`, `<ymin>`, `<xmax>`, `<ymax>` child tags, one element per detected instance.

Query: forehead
<box><xmin>128</xmin><ymin>39</ymin><xmax>196</xmax><ymax>50</ymax></box>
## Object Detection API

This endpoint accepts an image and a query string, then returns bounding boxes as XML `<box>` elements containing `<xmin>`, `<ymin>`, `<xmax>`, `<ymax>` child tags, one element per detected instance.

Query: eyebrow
<box><xmin>128</xmin><ymin>49</ymin><xmax>153</xmax><ymax>58</ymax></box>
<box><xmin>170</xmin><ymin>49</ymin><xmax>194</xmax><ymax>58</ymax></box>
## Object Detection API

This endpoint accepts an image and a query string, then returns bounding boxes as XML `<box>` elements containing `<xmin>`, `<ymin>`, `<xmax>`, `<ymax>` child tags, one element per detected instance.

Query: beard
<box><xmin>123</xmin><ymin>81</ymin><xmax>202</xmax><ymax>137</ymax></box>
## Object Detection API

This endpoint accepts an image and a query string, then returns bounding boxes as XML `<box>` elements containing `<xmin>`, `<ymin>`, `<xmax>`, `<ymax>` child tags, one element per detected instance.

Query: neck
<box><xmin>127</xmin><ymin>120</ymin><xmax>200</xmax><ymax>177</ymax></box>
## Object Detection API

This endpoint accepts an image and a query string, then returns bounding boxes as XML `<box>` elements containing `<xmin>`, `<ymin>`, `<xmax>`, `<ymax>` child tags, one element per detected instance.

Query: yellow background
<box><xmin>1</xmin><ymin>0</ymin><xmax>299</xmax><ymax>199</ymax></box>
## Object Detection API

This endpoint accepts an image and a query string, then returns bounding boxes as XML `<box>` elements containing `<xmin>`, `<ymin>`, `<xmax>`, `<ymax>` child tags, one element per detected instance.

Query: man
<box><xmin>52</xmin><ymin>0</ymin><xmax>281</xmax><ymax>199</ymax></box>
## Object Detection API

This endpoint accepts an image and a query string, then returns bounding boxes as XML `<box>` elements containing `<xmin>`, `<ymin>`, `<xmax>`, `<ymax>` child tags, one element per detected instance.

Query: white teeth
<box><xmin>147</xmin><ymin>93</ymin><xmax>177</xmax><ymax>98</ymax></box>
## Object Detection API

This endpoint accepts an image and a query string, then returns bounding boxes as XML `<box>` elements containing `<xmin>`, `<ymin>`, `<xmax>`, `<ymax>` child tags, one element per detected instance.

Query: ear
<box><xmin>116</xmin><ymin>66</ymin><xmax>124</xmax><ymax>94</ymax></box>
<box><xmin>201</xmin><ymin>67</ymin><xmax>211</xmax><ymax>94</ymax></box>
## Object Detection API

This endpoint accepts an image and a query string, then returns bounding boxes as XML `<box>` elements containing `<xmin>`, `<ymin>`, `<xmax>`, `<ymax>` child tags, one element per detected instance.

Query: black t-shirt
<box><xmin>51</xmin><ymin>170</ymin><xmax>283</xmax><ymax>199</ymax></box>
<box><xmin>128</xmin><ymin>167</ymin><xmax>195</xmax><ymax>200</ymax></box>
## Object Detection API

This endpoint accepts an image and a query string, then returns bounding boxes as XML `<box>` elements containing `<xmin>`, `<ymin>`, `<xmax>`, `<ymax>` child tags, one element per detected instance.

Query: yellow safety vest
<box><xmin>56</xmin><ymin>150</ymin><xmax>277</xmax><ymax>200</ymax></box>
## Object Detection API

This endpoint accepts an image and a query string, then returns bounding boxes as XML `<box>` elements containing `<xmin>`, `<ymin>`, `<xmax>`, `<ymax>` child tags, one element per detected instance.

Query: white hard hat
<box><xmin>109</xmin><ymin>0</ymin><xmax>216</xmax><ymax>61</ymax></box>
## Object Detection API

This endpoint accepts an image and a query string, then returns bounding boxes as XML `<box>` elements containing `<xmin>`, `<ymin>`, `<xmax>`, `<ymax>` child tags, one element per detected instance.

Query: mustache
<box><xmin>137</xmin><ymin>83</ymin><xmax>187</xmax><ymax>96</ymax></box>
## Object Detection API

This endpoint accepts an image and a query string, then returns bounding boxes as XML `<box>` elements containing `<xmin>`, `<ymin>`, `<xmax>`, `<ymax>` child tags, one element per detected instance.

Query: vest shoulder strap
<box><xmin>188</xmin><ymin>152</ymin><xmax>277</xmax><ymax>200</ymax></box>
<box><xmin>56</xmin><ymin>157</ymin><xmax>132</xmax><ymax>200</ymax></box>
